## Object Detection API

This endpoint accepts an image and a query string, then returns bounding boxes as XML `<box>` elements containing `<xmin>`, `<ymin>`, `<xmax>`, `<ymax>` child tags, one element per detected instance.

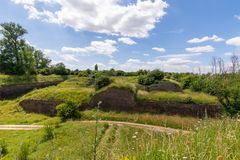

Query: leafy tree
<box><xmin>95</xmin><ymin>75</ymin><xmax>111</xmax><ymax>90</ymax></box>
<box><xmin>0</xmin><ymin>22</ymin><xmax>27</xmax><ymax>74</ymax></box>
<box><xmin>51</xmin><ymin>62</ymin><xmax>70</xmax><ymax>75</ymax></box>
<box><xmin>33</xmin><ymin>49</ymin><xmax>51</xmax><ymax>71</ymax></box>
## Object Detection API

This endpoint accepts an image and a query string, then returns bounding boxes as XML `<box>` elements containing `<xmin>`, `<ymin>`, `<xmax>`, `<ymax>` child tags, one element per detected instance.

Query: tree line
<box><xmin>0</xmin><ymin>22</ymin><xmax>70</xmax><ymax>75</ymax></box>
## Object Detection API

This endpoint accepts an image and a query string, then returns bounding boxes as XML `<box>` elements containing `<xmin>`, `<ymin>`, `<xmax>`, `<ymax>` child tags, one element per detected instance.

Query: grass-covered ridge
<box><xmin>0</xmin><ymin>74</ymin><xmax>67</xmax><ymax>86</ymax></box>
<box><xmin>137</xmin><ymin>89</ymin><xmax>219</xmax><ymax>105</ymax></box>
<box><xmin>21</xmin><ymin>76</ymin><xmax>95</xmax><ymax>105</ymax></box>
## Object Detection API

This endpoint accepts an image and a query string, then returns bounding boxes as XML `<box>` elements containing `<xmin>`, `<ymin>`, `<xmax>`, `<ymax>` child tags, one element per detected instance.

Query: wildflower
<box><xmin>135</xmin><ymin>132</ymin><xmax>138</xmax><ymax>134</ymax></box>
<box><xmin>132</xmin><ymin>135</ymin><xmax>137</xmax><ymax>139</ymax></box>
<box><xmin>182</xmin><ymin>157</ymin><xmax>187</xmax><ymax>159</ymax></box>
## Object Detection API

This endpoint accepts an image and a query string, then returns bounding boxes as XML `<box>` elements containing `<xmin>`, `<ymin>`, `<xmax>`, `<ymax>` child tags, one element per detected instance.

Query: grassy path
<box><xmin>81</xmin><ymin>120</ymin><xmax>190</xmax><ymax>134</ymax></box>
<box><xmin>0</xmin><ymin>120</ymin><xmax>190</xmax><ymax>133</ymax></box>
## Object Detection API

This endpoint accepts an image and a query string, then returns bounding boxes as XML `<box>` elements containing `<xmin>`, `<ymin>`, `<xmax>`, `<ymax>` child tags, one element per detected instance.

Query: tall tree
<box><xmin>0</xmin><ymin>22</ymin><xmax>27</xmax><ymax>74</ymax></box>
<box><xmin>94</xmin><ymin>64</ymin><xmax>98</xmax><ymax>71</ymax></box>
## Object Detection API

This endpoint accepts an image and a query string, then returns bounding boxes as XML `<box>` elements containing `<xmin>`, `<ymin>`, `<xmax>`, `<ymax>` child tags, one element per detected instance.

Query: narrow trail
<box><xmin>0</xmin><ymin>121</ymin><xmax>190</xmax><ymax>134</ymax></box>
<box><xmin>0</xmin><ymin>125</ymin><xmax>43</xmax><ymax>130</ymax></box>
<box><xmin>81</xmin><ymin>120</ymin><xmax>190</xmax><ymax>134</ymax></box>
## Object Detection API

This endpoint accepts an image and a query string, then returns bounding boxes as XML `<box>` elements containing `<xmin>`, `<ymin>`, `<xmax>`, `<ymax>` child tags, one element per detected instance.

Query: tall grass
<box><xmin>81</xmin><ymin>110</ymin><xmax>199</xmax><ymax>130</ymax></box>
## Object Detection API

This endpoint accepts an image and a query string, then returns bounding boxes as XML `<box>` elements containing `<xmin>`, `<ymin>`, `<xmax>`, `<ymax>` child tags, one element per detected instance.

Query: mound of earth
<box><xmin>84</xmin><ymin>88</ymin><xmax>136</xmax><ymax>112</ymax></box>
<box><xmin>0</xmin><ymin>80</ymin><xmax>63</xmax><ymax>99</ymax></box>
<box><xmin>20</xmin><ymin>87</ymin><xmax>220</xmax><ymax>118</ymax></box>
<box><xmin>20</xmin><ymin>100</ymin><xmax>62</xmax><ymax>116</ymax></box>
<box><xmin>147</xmin><ymin>81</ymin><xmax>182</xmax><ymax>92</ymax></box>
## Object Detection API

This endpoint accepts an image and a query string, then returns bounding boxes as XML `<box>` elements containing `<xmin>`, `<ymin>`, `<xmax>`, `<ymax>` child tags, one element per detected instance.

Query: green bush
<box><xmin>57</xmin><ymin>101</ymin><xmax>80</xmax><ymax>121</ymax></box>
<box><xmin>138</xmin><ymin>75</ymin><xmax>155</xmax><ymax>86</ymax></box>
<box><xmin>94</xmin><ymin>76</ymin><xmax>111</xmax><ymax>90</ymax></box>
<box><xmin>42</xmin><ymin>125</ymin><xmax>55</xmax><ymax>142</ymax></box>
<box><xmin>138</xmin><ymin>69</ymin><xmax>164</xmax><ymax>86</ymax></box>
<box><xmin>0</xmin><ymin>141</ymin><xmax>7</xmax><ymax>157</ymax></box>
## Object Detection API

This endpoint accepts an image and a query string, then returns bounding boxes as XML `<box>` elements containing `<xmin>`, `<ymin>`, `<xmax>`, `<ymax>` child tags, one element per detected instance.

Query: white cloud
<box><xmin>226</xmin><ymin>37</ymin><xmax>240</xmax><ymax>47</ymax></box>
<box><xmin>118</xmin><ymin>37</ymin><xmax>136</xmax><ymax>45</ymax></box>
<box><xmin>152</xmin><ymin>47</ymin><xmax>166</xmax><ymax>53</ymax></box>
<box><xmin>60</xmin><ymin>54</ymin><xmax>79</xmax><ymax>62</ymax></box>
<box><xmin>12</xmin><ymin>0</ymin><xmax>168</xmax><ymax>38</ymax></box>
<box><xmin>127</xmin><ymin>58</ymin><xmax>143</xmax><ymax>64</ymax></box>
<box><xmin>119</xmin><ymin>57</ymin><xmax>199</xmax><ymax>72</ymax></box>
<box><xmin>143</xmin><ymin>53</ymin><xmax>150</xmax><ymax>56</ymax></box>
<box><xmin>234</xmin><ymin>15</ymin><xmax>240</xmax><ymax>20</ymax></box>
<box><xmin>108</xmin><ymin>59</ymin><xmax>118</xmax><ymax>65</ymax></box>
<box><xmin>186</xmin><ymin>45</ymin><xmax>215</xmax><ymax>53</ymax></box>
<box><xmin>61</xmin><ymin>39</ymin><xmax>117</xmax><ymax>56</ymax></box>
<box><xmin>158</xmin><ymin>53</ymin><xmax>202</xmax><ymax>58</ymax></box>
<box><xmin>187</xmin><ymin>35</ymin><xmax>224</xmax><ymax>43</ymax></box>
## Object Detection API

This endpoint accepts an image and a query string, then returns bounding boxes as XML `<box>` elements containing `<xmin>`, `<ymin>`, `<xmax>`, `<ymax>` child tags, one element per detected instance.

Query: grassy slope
<box><xmin>0</xmin><ymin>74</ymin><xmax>67</xmax><ymax>86</ymax></box>
<box><xmin>1</xmin><ymin>119</ymin><xmax>240</xmax><ymax>160</ymax></box>
<box><xmin>112</xmin><ymin>76</ymin><xmax>218</xmax><ymax>105</ymax></box>
<box><xmin>21</xmin><ymin>76</ymin><xmax>94</xmax><ymax>105</ymax></box>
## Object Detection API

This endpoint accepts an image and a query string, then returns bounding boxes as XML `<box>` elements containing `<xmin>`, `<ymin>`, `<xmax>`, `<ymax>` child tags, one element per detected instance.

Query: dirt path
<box><xmin>0</xmin><ymin>121</ymin><xmax>190</xmax><ymax>134</ymax></box>
<box><xmin>0</xmin><ymin>125</ymin><xmax>43</xmax><ymax>130</ymax></box>
<box><xmin>81</xmin><ymin>120</ymin><xmax>190</xmax><ymax>134</ymax></box>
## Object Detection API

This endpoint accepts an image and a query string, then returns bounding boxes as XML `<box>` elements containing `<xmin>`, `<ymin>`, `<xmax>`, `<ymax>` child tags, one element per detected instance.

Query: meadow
<box><xmin>0</xmin><ymin>74</ymin><xmax>239</xmax><ymax>159</ymax></box>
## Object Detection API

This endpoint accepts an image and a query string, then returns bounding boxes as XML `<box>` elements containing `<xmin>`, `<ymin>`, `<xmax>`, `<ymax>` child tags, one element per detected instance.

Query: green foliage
<box><xmin>16</xmin><ymin>143</ymin><xmax>29</xmax><ymax>160</ymax></box>
<box><xmin>0</xmin><ymin>22</ymin><xmax>51</xmax><ymax>75</ymax></box>
<box><xmin>94</xmin><ymin>76</ymin><xmax>111</xmax><ymax>90</ymax></box>
<box><xmin>42</xmin><ymin>125</ymin><xmax>55</xmax><ymax>142</ymax></box>
<box><xmin>57</xmin><ymin>101</ymin><xmax>80</xmax><ymax>121</ymax></box>
<box><xmin>51</xmin><ymin>62</ymin><xmax>70</xmax><ymax>75</ymax></box>
<box><xmin>0</xmin><ymin>140</ymin><xmax>7</xmax><ymax>157</ymax></box>
<box><xmin>138</xmin><ymin>69</ymin><xmax>164</xmax><ymax>86</ymax></box>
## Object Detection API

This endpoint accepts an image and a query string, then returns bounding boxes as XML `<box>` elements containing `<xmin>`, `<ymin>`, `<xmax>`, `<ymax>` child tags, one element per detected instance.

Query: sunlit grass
<box><xmin>137</xmin><ymin>89</ymin><xmax>218</xmax><ymax>105</ymax></box>
<box><xmin>0</xmin><ymin>74</ymin><xmax>66</xmax><ymax>86</ymax></box>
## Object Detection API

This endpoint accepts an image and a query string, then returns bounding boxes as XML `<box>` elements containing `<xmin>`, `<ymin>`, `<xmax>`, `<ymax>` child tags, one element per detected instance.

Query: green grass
<box><xmin>0</xmin><ymin>100</ymin><xmax>52</xmax><ymax>124</ymax></box>
<box><xmin>137</xmin><ymin>89</ymin><xmax>219</xmax><ymax>105</ymax></box>
<box><xmin>81</xmin><ymin>110</ymin><xmax>198</xmax><ymax>130</ymax></box>
<box><xmin>1</xmin><ymin>119</ymin><xmax>240</xmax><ymax>160</ymax></box>
<box><xmin>0</xmin><ymin>74</ymin><xmax>67</xmax><ymax>86</ymax></box>
<box><xmin>21</xmin><ymin>76</ymin><xmax>95</xmax><ymax>105</ymax></box>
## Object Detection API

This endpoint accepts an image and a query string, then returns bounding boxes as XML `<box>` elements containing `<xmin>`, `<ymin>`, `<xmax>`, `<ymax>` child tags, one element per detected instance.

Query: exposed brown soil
<box><xmin>0</xmin><ymin>80</ymin><xmax>63</xmax><ymax>99</ymax></box>
<box><xmin>146</xmin><ymin>81</ymin><xmax>183</xmax><ymax>92</ymax></box>
<box><xmin>84</xmin><ymin>88</ymin><xmax>136</xmax><ymax>112</ymax></box>
<box><xmin>20</xmin><ymin>87</ymin><xmax>221</xmax><ymax>118</ymax></box>
<box><xmin>82</xmin><ymin>87</ymin><xmax>220</xmax><ymax>118</ymax></box>
<box><xmin>20</xmin><ymin>99</ymin><xmax>62</xmax><ymax>116</ymax></box>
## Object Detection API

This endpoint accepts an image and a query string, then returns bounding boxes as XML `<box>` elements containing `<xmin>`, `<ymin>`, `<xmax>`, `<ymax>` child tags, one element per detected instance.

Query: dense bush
<box><xmin>138</xmin><ymin>69</ymin><xmax>164</xmax><ymax>86</ymax></box>
<box><xmin>94</xmin><ymin>76</ymin><xmax>111</xmax><ymax>90</ymax></box>
<box><xmin>57</xmin><ymin>101</ymin><xmax>80</xmax><ymax>121</ymax></box>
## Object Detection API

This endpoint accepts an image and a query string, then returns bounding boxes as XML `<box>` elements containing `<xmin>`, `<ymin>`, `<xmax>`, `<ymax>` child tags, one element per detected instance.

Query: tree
<box><xmin>33</xmin><ymin>49</ymin><xmax>51</xmax><ymax>71</ymax></box>
<box><xmin>0</xmin><ymin>22</ymin><xmax>27</xmax><ymax>74</ymax></box>
<box><xmin>94</xmin><ymin>64</ymin><xmax>98</xmax><ymax>71</ymax></box>
<box><xmin>52</xmin><ymin>62</ymin><xmax>69</xmax><ymax>75</ymax></box>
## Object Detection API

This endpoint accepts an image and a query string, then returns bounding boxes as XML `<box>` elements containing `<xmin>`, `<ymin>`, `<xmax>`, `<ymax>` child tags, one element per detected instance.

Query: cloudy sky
<box><xmin>1</xmin><ymin>0</ymin><xmax>240</xmax><ymax>72</ymax></box>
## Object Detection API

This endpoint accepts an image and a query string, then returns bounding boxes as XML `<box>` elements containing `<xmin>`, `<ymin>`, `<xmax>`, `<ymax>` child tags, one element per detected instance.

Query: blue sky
<box><xmin>1</xmin><ymin>0</ymin><xmax>240</xmax><ymax>72</ymax></box>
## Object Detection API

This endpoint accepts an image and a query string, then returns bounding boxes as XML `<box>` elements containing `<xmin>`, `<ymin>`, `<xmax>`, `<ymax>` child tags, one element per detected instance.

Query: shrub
<box><xmin>0</xmin><ymin>141</ymin><xmax>7</xmax><ymax>157</ymax></box>
<box><xmin>138</xmin><ymin>69</ymin><xmax>164</xmax><ymax>86</ymax></box>
<box><xmin>184</xmin><ymin>96</ymin><xmax>194</xmax><ymax>104</ymax></box>
<box><xmin>148</xmin><ymin>69</ymin><xmax>164</xmax><ymax>81</ymax></box>
<box><xmin>57</xmin><ymin>101</ymin><xmax>80</xmax><ymax>121</ymax></box>
<box><xmin>42</xmin><ymin>125</ymin><xmax>55</xmax><ymax>142</ymax></box>
<box><xmin>190</xmin><ymin>77</ymin><xmax>206</xmax><ymax>92</ymax></box>
<box><xmin>94</xmin><ymin>76</ymin><xmax>111</xmax><ymax>90</ymax></box>
<box><xmin>181</xmin><ymin>75</ymin><xmax>195</xmax><ymax>89</ymax></box>
<box><xmin>138</xmin><ymin>75</ymin><xmax>155</xmax><ymax>86</ymax></box>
